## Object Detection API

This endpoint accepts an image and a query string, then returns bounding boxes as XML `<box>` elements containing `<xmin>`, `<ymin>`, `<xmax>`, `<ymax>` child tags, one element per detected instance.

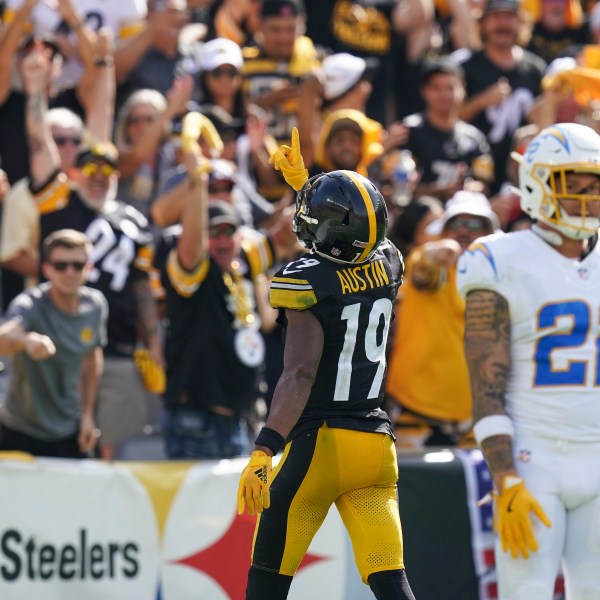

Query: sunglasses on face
<box><xmin>208</xmin><ymin>67</ymin><xmax>239</xmax><ymax>79</ymax></box>
<box><xmin>48</xmin><ymin>260</ymin><xmax>87</xmax><ymax>272</ymax></box>
<box><xmin>80</xmin><ymin>162</ymin><xmax>116</xmax><ymax>178</ymax></box>
<box><xmin>208</xmin><ymin>224</ymin><xmax>237</xmax><ymax>238</ymax></box>
<box><xmin>54</xmin><ymin>136</ymin><xmax>82</xmax><ymax>147</ymax></box>
<box><xmin>446</xmin><ymin>217</ymin><xmax>489</xmax><ymax>232</ymax></box>
<box><xmin>127</xmin><ymin>115</ymin><xmax>156</xmax><ymax>125</ymax></box>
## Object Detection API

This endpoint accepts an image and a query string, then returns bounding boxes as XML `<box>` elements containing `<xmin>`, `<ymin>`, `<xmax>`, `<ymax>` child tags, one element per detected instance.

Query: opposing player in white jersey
<box><xmin>457</xmin><ymin>122</ymin><xmax>600</xmax><ymax>600</ymax></box>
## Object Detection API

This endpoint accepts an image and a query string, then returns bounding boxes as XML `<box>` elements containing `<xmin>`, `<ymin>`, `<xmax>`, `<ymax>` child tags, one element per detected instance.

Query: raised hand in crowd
<box><xmin>53</xmin><ymin>0</ymin><xmax>97</xmax><ymax>63</ymax></box>
<box><xmin>20</xmin><ymin>39</ymin><xmax>62</xmax><ymax>187</ymax></box>
<box><xmin>117</xmin><ymin>75</ymin><xmax>193</xmax><ymax>179</ymax></box>
<box><xmin>84</xmin><ymin>26</ymin><xmax>116</xmax><ymax>142</ymax></box>
<box><xmin>165</xmin><ymin>75</ymin><xmax>194</xmax><ymax>120</ymax></box>
<box><xmin>114</xmin><ymin>0</ymin><xmax>189</xmax><ymax>86</ymax></box>
<box><xmin>0</xmin><ymin>0</ymin><xmax>43</xmax><ymax>104</ymax></box>
<box><xmin>19</xmin><ymin>38</ymin><xmax>54</xmax><ymax>95</ymax></box>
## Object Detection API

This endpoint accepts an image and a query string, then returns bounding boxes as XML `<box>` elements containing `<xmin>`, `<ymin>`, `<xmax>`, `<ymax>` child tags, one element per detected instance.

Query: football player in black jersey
<box><xmin>237</xmin><ymin>129</ymin><xmax>416</xmax><ymax>600</ymax></box>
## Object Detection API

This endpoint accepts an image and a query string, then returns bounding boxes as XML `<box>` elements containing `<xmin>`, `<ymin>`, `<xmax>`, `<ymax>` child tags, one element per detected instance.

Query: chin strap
<box><xmin>532</xmin><ymin>223</ymin><xmax>564</xmax><ymax>246</ymax></box>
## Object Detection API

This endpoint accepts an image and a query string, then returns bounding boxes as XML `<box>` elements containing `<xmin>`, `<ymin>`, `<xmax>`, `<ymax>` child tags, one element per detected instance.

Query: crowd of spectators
<box><xmin>1</xmin><ymin>0</ymin><xmax>600</xmax><ymax>458</ymax></box>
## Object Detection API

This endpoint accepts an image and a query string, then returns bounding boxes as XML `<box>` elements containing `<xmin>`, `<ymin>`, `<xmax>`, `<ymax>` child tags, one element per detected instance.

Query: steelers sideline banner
<box><xmin>0</xmin><ymin>455</ymin><xmax>371</xmax><ymax>600</ymax></box>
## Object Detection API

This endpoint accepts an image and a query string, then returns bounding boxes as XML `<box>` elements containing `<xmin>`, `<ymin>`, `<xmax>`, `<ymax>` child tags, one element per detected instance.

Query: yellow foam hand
<box><xmin>133</xmin><ymin>348</ymin><xmax>166</xmax><ymax>395</ymax></box>
<box><xmin>198</xmin><ymin>113</ymin><xmax>224</xmax><ymax>156</ymax></box>
<box><xmin>494</xmin><ymin>475</ymin><xmax>551</xmax><ymax>559</ymax></box>
<box><xmin>268</xmin><ymin>127</ymin><xmax>308</xmax><ymax>191</ymax></box>
<box><xmin>237</xmin><ymin>450</ymin><xmax>272</xmax><ymax>516</ymax></box>
<box><xmin>181</xmin><ymin>112</ymin><xmax>224</xmax><ymax>156</ymax></box>
<box><xmin>181</xmin><ymin>112</ymin><xmax>202</xmax><ymax>154</ymax></box>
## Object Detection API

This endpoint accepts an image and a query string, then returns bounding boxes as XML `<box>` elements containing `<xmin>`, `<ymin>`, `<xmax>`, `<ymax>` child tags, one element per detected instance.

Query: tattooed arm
<box><xmin>464</xmin><ymin>289</ymin><xmax>516</xmax><ymax>491</ymax></box>
<box><xmin>21</xmin><ymin>41</ymin><xmax>61</xmax><ymax>187</ymax></box>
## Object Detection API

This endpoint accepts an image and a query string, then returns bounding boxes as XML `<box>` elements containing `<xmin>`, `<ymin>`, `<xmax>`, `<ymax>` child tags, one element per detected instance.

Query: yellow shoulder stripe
<box><xmin>166</xmin><ymin>249</ymin><xmax>210</xmax><ymax>298</ymax></box>
<box><xmin>36</xmin><ymin>174</ymin><xmax>70</xmax><ymax>215</ymax></box>
<box><xmin>270</xmin><ymin>276</ymin><xmax>316</xmax><ymax>309</ymax></box>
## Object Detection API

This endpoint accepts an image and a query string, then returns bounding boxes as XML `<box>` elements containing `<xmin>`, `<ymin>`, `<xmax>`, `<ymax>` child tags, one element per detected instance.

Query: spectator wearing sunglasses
<box><xmin>385</xmin><ymin>190</ymin><xmax>499</xmax><ymax>449</ymax></box>
<box><xmin>0</xmin><ymin>19</ymin><xmax>114</xmax><ymax>311</ymax></box>
<box><xmin>33</xmin><ymin>141</ymin><xmax>164</xmax><ymax>460</ymax></box>
<box><xmin>200</xmin><ymin>38</ymin><xmax>246</xmax><ymax>119</ymax></box>
<box><xmin>0</xmin><ymin>228</ymin><xmax>107</xmax><ymax>459</ymax></box>
<box><xmin>114</xmin><ymin>78</ymin><xmax>193</xmax><ymax>220</ymax></box>
<box><xmin>0</xmin><ymin>0</ymin><xmax>100</xmax><ymax>188</ymax></box>
<box><xmin>199</xmin><ymin>37</ymin><xmax>247</xmax><ymax>122</ymax></box>
<box><xmin>17</xmin><ymin>43</ymin><xmax>164</xmax><ymax>460</ymax></box>
<box><xmin>154</xmin><ymin>144</ymin><xmax>277</xmax><ymax>459</ymax></box>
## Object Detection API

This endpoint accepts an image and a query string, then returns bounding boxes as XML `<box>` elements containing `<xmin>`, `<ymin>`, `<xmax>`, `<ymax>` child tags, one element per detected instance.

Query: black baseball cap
<box><xmin>261</xmin><ymin>0</ymin><xmax>305</xmax><ymax>18</ymax></box>
<box><xmin>208</xmin><ymin>201</ymin><xmax>240</xmax><ymax>227</ymax></box>
<box><xmin>420</xmin><ymin>58</ymin><xmax>464</xmax><ymax>85</ymax></box>
<box><xmin>481</xmin><ymin>0</ymin><xmax>521</xmax><ymax>16</ymax></box>
<box><xmin>76</xmin><ymin>142</ymin><xmax>119</xmax><ymax>168</ymax></box>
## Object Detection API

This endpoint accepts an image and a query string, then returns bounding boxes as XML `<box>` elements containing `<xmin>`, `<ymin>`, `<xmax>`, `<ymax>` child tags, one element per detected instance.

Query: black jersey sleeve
<box><xmin>270</xmin><ymin>254</ymin><xmax>339</xmax><ymax>310</ymax></box>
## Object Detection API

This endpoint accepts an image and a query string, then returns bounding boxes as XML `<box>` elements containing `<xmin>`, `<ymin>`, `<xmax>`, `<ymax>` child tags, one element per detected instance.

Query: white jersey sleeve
<box><xmin>458</xmin><ymin>229</ymin><xmax>600</xmax><ymax>443</ymax></box>
<box><xmin>456</xmin><ymin>231</ymin><xmax>507</xmax><ymax>298</ymax></box>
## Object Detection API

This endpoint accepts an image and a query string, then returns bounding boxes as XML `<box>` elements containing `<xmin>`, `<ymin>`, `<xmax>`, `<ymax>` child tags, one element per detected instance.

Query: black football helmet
<box><xmin>293</xmin><ymin>170</ymin><xmax>388</xmax><ymax>264</ymax></box>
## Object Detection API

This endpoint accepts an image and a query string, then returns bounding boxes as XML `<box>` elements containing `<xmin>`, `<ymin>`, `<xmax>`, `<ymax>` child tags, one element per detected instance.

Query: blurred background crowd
<box><xmin>1</xmin><ymin>0</ymin><xmax>600</xmax><ymax>460</ymax></box>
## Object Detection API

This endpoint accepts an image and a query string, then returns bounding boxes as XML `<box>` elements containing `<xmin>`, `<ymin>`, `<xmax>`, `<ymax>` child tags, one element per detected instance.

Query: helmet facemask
<box><xmin>518</xmin><ymin>123</ymin><xmax>600</xmax><ymax>242</ymax></box>
<box><xmin>533</xmin><ymin>163</ymin><xmax>600</xmax><ymax>240</ymax></box>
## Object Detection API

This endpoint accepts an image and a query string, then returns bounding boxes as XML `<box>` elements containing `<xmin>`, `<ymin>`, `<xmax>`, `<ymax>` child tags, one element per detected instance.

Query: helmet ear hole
<box><xmin>342</xmin><ymin>210</ymin><xmax>350</xmax><ymax>226</ymax></box>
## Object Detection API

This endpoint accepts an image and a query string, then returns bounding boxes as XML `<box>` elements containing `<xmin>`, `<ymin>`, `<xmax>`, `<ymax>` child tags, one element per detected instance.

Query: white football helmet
<box><xmin>517</xmin><ymin>123</ymin><xmax>600</xmax><ymax>240</ymax></box>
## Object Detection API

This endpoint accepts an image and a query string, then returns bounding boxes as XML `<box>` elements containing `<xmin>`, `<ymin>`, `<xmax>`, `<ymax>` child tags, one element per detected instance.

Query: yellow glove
<box><xmin>494</xmin><ymin>475</ymin><xmax>551</xmax><ymax>559</ymax></box>
<box><xmin>237</xmin><ymin>450</ymin><xmax>272</xmax><ymax>516</ymax></box>
<box><xmin>181</xmin><ymin>111</ymin><xmax>224</xmax><ymax>157</ymax></box>
<box><xmin>268</xmin><ymin>127</ymin><xmax>309</xmax><ymax>191</ymax></box>
<box><xmin>133</xmin><ymin>348</ymin><xmax>166</xmax><ymax>395</ymax></box>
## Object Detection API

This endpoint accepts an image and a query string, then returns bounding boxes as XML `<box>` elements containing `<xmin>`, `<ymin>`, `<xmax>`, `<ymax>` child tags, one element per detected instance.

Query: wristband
<box><xmin>93</xmin><ymin>56</ymin><xmax>114</xmax><ymax>67</ymax></box>
<box><xmin>255</xmin><ymin>426</ymin><xmax>286</xmax><ymax>455</ymax></box>
<box><xmin>473</xmin><ymin>414</ymin><xmax>515</xmax><ymax>446</ymax></box>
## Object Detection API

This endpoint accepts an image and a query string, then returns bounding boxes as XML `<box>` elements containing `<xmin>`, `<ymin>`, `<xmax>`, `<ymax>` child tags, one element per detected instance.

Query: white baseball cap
<box><xmin>201</xmin><ymin>38</ymin><xmax>243</xmax><ymax>72</ymax></box>
<box><xmin>426</xmin><ymin>190</ymin><xmax>499</xmax><ymax>235</ymax></box>
<box><xmin>545</xmin><ymin>56</ymin><xmax>576</xmax><ymax>77</ymax></box>
<box><xmin>322</xmin><ymin>53</ymin><xmax>371</xmax><ymax>101</ymax></box>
